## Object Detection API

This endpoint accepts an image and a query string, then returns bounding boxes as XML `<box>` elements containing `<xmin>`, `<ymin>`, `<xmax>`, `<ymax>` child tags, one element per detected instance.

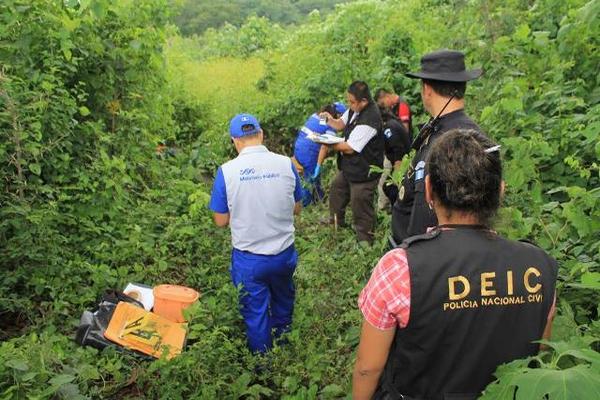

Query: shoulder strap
<box><xmin>518</xmin><ymin>238</ymin><xmax>540</xmax><ymax>248</ymax></box>
<box><xmin>344</xmin><ymin>110</ymin><xmax>357</xmax><ymax>137</ymax></box>
<box><xmin>347</xmin><ymin>109</ymin><xmax>355</xmax><ymax>123</ymax></box>
<box><xmin>399</xmin><ymin>229</ymin><xmax>440</xmax><ymax>249</ymax></box>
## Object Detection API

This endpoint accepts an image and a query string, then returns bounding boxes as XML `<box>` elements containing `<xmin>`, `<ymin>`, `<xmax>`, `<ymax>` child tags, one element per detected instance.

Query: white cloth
<box><xmin>340</xmin><ymin>109</ymin><xmax>377</xmax><ymax>152</ymax></box>
<box><xmin>347</xmin><ymin>125</ymin><xmax>378</xmax><ymax>152</ymax></box>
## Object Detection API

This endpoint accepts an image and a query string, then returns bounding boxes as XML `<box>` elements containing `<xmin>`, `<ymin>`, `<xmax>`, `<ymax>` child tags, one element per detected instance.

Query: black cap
<box><xmin>405</xmin><ymin>49</ymin><xmax>483</xmax><ymax>82</ymax></box>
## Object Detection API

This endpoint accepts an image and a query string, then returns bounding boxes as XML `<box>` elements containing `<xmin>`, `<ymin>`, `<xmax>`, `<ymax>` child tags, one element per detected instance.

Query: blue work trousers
<box><xmin>231</xmin><ymin>245</ymin><xmax>297</xmax><ymax>353</ymax></box>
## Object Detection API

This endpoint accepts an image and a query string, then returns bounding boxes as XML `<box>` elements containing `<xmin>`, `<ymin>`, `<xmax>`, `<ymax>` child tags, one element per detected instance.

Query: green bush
<box><xmin>1</xmin><ymin>0</ymin><xmax>598</xmax><ymax>398</ymax></box>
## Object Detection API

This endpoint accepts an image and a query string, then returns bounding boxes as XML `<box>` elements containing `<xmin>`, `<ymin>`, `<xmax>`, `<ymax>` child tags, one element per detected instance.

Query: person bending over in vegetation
<box><xmin>353</xmin><ymin>129</ymin><xmax>558</xmax><ymax>400</ymax></box>
<box><xmin>391</xmin><ymin>50</ymin><xmax>484</xmax><ymax>246</ymax></box>
<box><xmin>291</xmin><ymin>102</ymin><xmax>347</xmax><ymax>206</ymax></box>
<box><xmin>209</xmin><ymin>114</ymin><xmax>303</xmax><ymax>353</ymax></box>
<box><xmin>376</xmin><ymin>106</ymin><xmax>411</xmax><ymax>213</ymax></box>
<box><xmin>375</xmin><ymin>87</ymin><xmax>412</xmax><ymax>135</ymax></box>
<box><xmin>319</xmin><ymin>81</ymin><xmax>384</xmax><ymax>244</ymax></box>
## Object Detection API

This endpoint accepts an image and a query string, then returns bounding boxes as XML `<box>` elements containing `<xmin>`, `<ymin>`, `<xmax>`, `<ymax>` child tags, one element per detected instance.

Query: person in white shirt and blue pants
<box><xmin>210</xmin><ymin>113</ymin><xmax>303</xmax><ymax>353</ymax></box>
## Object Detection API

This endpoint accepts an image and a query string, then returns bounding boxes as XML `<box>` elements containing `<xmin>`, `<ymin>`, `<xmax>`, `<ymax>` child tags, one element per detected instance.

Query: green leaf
<box><xmin>560</xmin><ymin>348</ymin><xmax>600</xmax><ymax>366</ymax></box>
<box><xmin>513</xmin><ymin>24</ymin><xmax>531</xmax><ymax>41</ymax></box>
<box><xmin>6</xmin><ymin>359</ymin><xmax>29</xmax><ymax>371</ymax></box>
<box><xmin>157</xmin><ymin>260</ymin><xmax>168</xmax><ymax>271</ymax></box>
<box><xmin>231</xmin><ymin>372</ymin><xmax>252</xmax><ymax>396</ymax></box>
<box><xmin>500</xmin><ymin>97</ymin><xmax>523</xmax><ymax>113</ymax></box>
<box><xmin>64</xmin><ymin>0</ymin><xmax>79</xmax><ymax>9</ymax></box>
<box><xmin>63</xmin><ymin>47</ymin><xmax>73</xmax><ymax>61</ymax></box>
<box><xmin>483</xmin><ymin>364</ymin><xmax>600</xmax><ymax>400</ymax></box>
<box><xmin>57</xmin><ymin>383</ymin><xmax>84</xmax><ymax>399</ymax></box>
<box><xmin>244</xmin><ymin>384</ymin><xmax>274</xmax><ymax>397</ymax></box>
<box><xmin>79</xmin><ymin>106</ymin><xmax>90</xmax><ymax>116</ymax></box>
<box><xmin>21</xmin><ymin>372</ymin><xmax>38</xmax><ymax>382</ymax></box>
<box><xmin>29</xmin><ymin>163</ymin><xmax>41</xmax><ymax>176</ymax></box>
<box><xmin>91</xmin><ymin>1</ymin><xmax>107</xmax><ymax>18</ymax></box>
<box><xmin>320</xmin><ymin>384</ymin><xmax>345</xmax><ymax>398</ymax></box>
<box><xmin>541</xmin><ymin>201</ymin><xmax>559</xmax><ymax>211</ymax></box>
<box><xmin>581</xmin><ymin>272</ymin><xmax>600</xmax><ymax>287</ymax></box>
<box><xmin>49</xmin><ymin>374</ymin><xmax>76</xmax><ymax>386</ymax></box>
<box><xmin>62</xmin><ymin>16</ymin><xmax>80</xmax><ymax>32</ymax></box>
<box><xmin>517</xmin><ymin>365</ymin><xmax>600</xmax><ymax>399</ymax></box>
<box><xmin>569</xmin><ymin>272</ymin><xmax>600</xmax><ymax>290</ymax></box>
<box><xmin>130</xmin><ymin>40</ymin><xmax>141</xmax><ymax>50</ymax></box>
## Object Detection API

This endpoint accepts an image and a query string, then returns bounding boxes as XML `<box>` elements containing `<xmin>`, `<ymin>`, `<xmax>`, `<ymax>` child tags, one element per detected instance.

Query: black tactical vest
<box><xmin>377</xmin><ymin>227</ymin><xmax>557</xmax><ymax>400</ymax></box>
<box><xmin>383</xmin><ymin>117</ymin><xmax>410</xmax><ymax>165</ymax></box>
<box><xmin>391</xmin><ymin>110</ymin><xmax>482</xmax><ymax>243</ymax></box>
<box><xmin>337</xmin><ymin>102</ymin><xmax>384</xmax><ymax>183</ymax></box>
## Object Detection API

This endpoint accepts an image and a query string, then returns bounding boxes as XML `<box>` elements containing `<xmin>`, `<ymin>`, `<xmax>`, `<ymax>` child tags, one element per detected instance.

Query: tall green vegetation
<box><xmin>1</xmin><ymin>0</ymin><xmax>174</xmax><ymax>318</ymax></box>
<box><xmin>1</xmin><ymin>0</ymin><xmax>598</xmax><ymax>398</ymax></box>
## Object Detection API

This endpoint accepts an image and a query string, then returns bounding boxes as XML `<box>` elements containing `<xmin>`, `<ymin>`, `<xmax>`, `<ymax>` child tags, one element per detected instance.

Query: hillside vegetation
<box><xmin>170</xmin><ymin>0</ymin><xmax>353</xmax><ymax>36</ymax></box>
<box><xmin>1</xmin><ymin>0</ymin><xmax>598</xmax><ymax>398</ymax></box>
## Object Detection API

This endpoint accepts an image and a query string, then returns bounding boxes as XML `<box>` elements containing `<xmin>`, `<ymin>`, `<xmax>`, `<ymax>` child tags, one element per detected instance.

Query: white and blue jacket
<box><xmin>210</xmin><ymin>145</ymin><xmax>302</xmax><ymax>255</ymax></box>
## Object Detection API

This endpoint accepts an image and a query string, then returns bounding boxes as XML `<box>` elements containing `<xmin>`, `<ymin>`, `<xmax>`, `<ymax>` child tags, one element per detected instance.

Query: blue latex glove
<box><xmin>310</xmin><ymin>164</ymin><xmax>321</xmax><ymax>181</ymax></box>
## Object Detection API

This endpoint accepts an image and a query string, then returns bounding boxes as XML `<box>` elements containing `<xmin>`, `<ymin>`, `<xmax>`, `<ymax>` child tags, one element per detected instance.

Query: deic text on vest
<box><xmin>441</xmin><ymin>267</ymin><xmax>545</xmax><ymax>312</ymax></box>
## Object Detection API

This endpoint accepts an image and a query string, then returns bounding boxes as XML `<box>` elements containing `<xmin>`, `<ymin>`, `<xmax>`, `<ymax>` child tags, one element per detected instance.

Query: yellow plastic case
<box><xmin>104</xmin><ymin>301</ymin><xmax>187</xmax><ymax>359</ymax></box>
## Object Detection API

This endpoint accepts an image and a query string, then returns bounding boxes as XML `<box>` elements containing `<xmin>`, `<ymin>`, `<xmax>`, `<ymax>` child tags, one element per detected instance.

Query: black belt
<box><xmin>376</xmin><ymin>386</ymin><xmax>477</xmax><ymax>400</ymax></box>
<box><xmin>376</xmin><ymin>392</ymin><xmax>423</xmax><ymax>400</ymax></box>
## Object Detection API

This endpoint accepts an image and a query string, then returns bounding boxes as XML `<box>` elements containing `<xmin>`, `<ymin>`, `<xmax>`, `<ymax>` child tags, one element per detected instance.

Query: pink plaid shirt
<box><xmin>358</xmin><ymin>248</ymin><xmax>411</xmax><ymax>330</ymax></box>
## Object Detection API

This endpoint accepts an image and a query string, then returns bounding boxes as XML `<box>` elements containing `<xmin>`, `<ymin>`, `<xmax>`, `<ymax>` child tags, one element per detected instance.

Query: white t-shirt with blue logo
<box><xmin>210</xmin><ymin>145</ymin><xmax>303</xmax><ymax>255</ymax></box>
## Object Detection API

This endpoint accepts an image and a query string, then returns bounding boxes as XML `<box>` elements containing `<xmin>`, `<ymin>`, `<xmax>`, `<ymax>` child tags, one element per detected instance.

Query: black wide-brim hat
<box><xmin>406</xmin><ymin>49</ymin><xmax>483</xmax><ymax>82</ymax></box>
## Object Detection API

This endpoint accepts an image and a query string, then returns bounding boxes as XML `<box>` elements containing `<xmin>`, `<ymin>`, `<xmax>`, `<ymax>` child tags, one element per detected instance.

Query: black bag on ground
<box><xmin>75</xmin><ymin>289</ymin><xmax>144</xmax><ymax>351</ymax></box>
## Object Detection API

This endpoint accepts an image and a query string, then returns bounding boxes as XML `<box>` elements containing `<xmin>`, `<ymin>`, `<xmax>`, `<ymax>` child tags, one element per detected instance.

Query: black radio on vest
<box><xmin>377</xmin><ymin>227</ymin><xmax>557</xmax><ymax>400</ymax></box>
<box><xmin>337</xmin><ymin>101</ymin><xmax>384</xmax><ymax>183</ymax></box>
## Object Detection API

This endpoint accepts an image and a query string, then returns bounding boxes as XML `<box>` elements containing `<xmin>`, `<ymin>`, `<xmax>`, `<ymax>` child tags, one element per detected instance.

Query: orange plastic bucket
<box><xmin>153</xmin><ymin>285</ymin><xmax>199</xmax><ymax>323</ymax></box>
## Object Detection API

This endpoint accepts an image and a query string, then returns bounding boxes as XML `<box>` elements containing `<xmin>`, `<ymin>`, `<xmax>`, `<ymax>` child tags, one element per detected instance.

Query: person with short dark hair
<box><xmin>353</xmin><ymin>129</ymin><xmax>558</xmax><ymax>400</ymax></box>
<box><xmin>319</xmin><ymin>81</ymin><xmax>384</xmax><ymax>244</ymax></box>
<box><xmin>209</xmin><ymin>114</ymin><xmax>303</xmax><ymax>353</ymax></box>
<box><xmin>375</xmin><ymin>88</ymin><xmax>412</xmax><ymax>135</ymax></box>
<box><xmin>391</xmin><ymin>49</ymin><xmax>485</xmax><ymax>245</ymax></box>
<box><xmin>291</xmin><ymin>102</ymin><xmax>347</xmax><ymax>206</ymax></box>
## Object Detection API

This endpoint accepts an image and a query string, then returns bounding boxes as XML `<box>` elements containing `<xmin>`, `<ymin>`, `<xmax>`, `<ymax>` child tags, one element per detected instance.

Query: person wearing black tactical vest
<box><xmin>378</xmin><ymin>106</ymin><xmax>411</xmax><ymax>210</ymax></box>
<box><xmin>353</xmin><ymin>129</ymin><xmax>558</xmax><ymax>400</ymax></box>
<box><xmin>319</xmin><ymin>81</ymin><xmax>384</xmax><ymax>244</ymax></box>
<box><xmin>391</xmin><ymin>50</ymin><xmax>484</xmax><ymax>246</ymax></box>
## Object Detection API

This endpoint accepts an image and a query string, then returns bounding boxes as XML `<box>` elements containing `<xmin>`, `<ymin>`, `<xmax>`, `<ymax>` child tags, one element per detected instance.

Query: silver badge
<box><xmin>399</xmin><ymin>185</ymin><xmax>405</xmax><ymax>201</ymax></box>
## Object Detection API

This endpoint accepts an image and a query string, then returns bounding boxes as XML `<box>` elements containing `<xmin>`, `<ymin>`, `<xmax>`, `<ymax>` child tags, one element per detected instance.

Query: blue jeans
<box><xmin>231</xmin><ymin>245</ymin><xmax>297</xmax><ymax>353</ymax></box>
